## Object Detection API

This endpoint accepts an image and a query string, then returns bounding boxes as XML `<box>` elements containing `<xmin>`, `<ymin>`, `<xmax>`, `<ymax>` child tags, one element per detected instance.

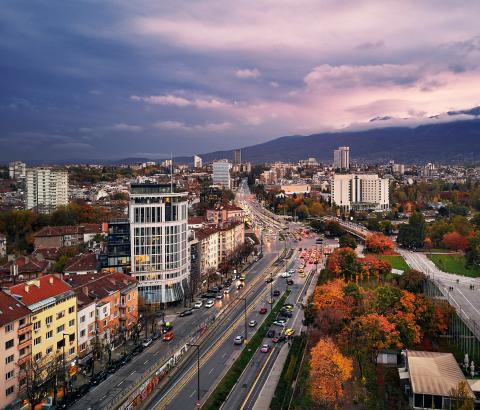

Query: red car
<box><xmin>163</xmin><ymin>331</ymin><xmax>174</xmax><ymax>342</ymax></box>
<box><xmin>259</xmin><ymin>307</ymin><xmax>268</xmax><ymax>314</ymax></box>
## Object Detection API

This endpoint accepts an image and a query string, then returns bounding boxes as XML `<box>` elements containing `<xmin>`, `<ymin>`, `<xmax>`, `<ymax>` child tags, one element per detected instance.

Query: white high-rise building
<box><xmin>212</xmin><ymin>160</ymin><xmax>232</xmax><ymax>189</ymax></box>
<box><xmin>9</xmin><ymin>161</ymin><xmax>26</xmax><ymax>180</ymax></box>
<box><xmin>129</xmin><ymin>183</ymin><xmax>189</xmax><ymax>306</ymax></box>
<box><xmin>331</xmin><ymin>174</ymin><xmax>389</xmax><ymax>212</ymax></box>
<box><xmin>194</xmin><ymin>155</ymin><xmax>203</xmax><ymax>169</ymax></box>
<box><xmin>333</xmin><ymin>146</ymin><xmax>350</xmax><ymax>170</ymax></box>
<box><xmin>26</xmin><ymin>167</ymin><xmax>68</xmax><ymax>213</ymax></box>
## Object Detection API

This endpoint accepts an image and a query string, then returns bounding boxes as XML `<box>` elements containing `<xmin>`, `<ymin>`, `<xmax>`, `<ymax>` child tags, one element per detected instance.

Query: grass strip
<box><xmin>202</xmin><ymin>290</ymin><xmax>291</xmax><ymax>410</ymax></box>
<box><xmin>270</xmin><ymin>335</ymin><xmax>307</xmax><ymax>410</ymax></box>
<box><xmin>429</xmin><ymin>254</ymin><xmax>480</xmax><ymax>277</ymax></box>
<box><xmin>377</xmin><ymin>255</ymin><xmax>410</xmax><ymax>271</ymax></box>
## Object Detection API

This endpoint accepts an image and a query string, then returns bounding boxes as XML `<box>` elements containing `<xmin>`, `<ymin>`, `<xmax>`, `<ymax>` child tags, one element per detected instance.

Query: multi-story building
<box><xmin>26</xmin><ymin>167</ymin><xmax>69</xmax><ymax>214</ymax></box>
<box><xmin>106</xmin><ymin>220</ymin><xmax>131</xmax><ymax>274</ymax></box>
<box><xmin>206</xmin><ymin>204</ymin><xmax>245</xmax><ymax>224</ymax></box>
<box><xmin>0</xmin><ymin>291</ymin><xmax>31</xmax><ymax>409</ymax></box>
<box><xmin>8</xmin><ymin>161</ymin><xmax>26</xmax><ymax>180</ymax></box>
<box><xmin>333</xmin><ymin>146</ymin><xmax>350</xmax><ymax>170</ymax></box>
<box><xmin>129</xmin><ymin>183</ymin><xmax>189</xmax><ymax>306</ymax></box>
<box><xmin>218</xmin><ymin>221</ymin><xmax>245</xmax><ymax>263</ymax></box>
<box><xmin>331</xmin><ymin>174</ymin><xmax>390</xmax><ymax>212</ymax></box>
<box><xmin>33</xmin><ymin>223</ymin><xmax>105</xmax><ymax>249</ymax></box>
<box><xmin>233</xmin><ymin>149</ymin><xmax>242</xmax><ymax>165</ymax></box>
<box><xmin>188</xmin><ymin>235</ymin><xmax>201</xmax><ymax>298</ymax></box>
<box><xmin>9</xmin><ymin>275</ymin><xmax>77</xmax><ymax>369</ymax></box>
<box><xmin>193</xmin><ymin>155</ymin><xmax>203</xmax><ymax>169</ymax></box>
<box><xmin>68</xmin><ymin>272</ymin><xmax>138</xmax><ymax>347</ymax></box>
<box><xmin>212</xmin><ymin>160</ymin><xmax>232</xmax><ymax>189</ymax></box>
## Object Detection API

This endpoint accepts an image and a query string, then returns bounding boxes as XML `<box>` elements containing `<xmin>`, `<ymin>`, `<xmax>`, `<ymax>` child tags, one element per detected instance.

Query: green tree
<box><xmin>397</xmin><ymin>212</ymin><xmax>426</xmax><ymax>249</ymax></box>
<box><xmin>339</xmin><ymin>234</ymin><xmax>357</xmax><ymax>249</ymax></box>
<box><xmin>398</xmin><ymin>269</ymin><xmax>426</xmax><ymax>293</ymax></box>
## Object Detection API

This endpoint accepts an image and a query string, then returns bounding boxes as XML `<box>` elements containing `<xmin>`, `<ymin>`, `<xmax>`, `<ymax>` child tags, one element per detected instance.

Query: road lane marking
<box><xmin>209</xmin><ymin>367</ymin><xmax>215</xmax><ymax>375</ymax></box>
<box><xmin>189</xmin><ymin>390</ymin><xmax>196</xmax><ymax>398</ymax></box>
<box><xmin>144</xmin><ymin>360</ymin><xmax>149</xmax><ymax>365</ymax></box>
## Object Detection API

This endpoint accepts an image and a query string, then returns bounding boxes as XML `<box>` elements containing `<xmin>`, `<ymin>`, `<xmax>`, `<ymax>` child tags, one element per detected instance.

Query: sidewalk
<box><xmin>252</xmin><ymin>343</ymin><xmax>289</xmax><ymax>410</ymax></box>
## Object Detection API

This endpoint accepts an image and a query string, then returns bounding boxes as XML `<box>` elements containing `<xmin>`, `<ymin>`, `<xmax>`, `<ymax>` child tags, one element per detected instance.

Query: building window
<box><xmin>57</xmin><ymin>325</ymin><xmax>65</xmax><ymax>333</ymax></box>
<box><xmin>5</xmin><ymin>323</ymin><xmax>13</xmax><ymax>333</ymax></box>
<box><xmin>5</xmin><ymin>355</ymin><xmax>14</xmax><ymax>365</ymax></box>
<box><xmin>19</xmin><ymin>347</ymin><xmax>27</xmax><ymax>357</ymax></box>
<box><xmin>90</xmin><ymin>311</ymin><xmax>94</xmax><ymax>318</ymax></box>
<box><xmin>68</xmin><ymin>319</ymin><xmax>75</xmax><ymax>327</ymax></box>
<box><xmin>46</xmin><ymin>315</ymin><xmax>53</xmax><ymax>325</ymax></box>
<box><xmin>46</xmin><ymin>346</ymin><xmax>53</xmax><ymax>355</ymax></box>
<box><xmin>5</xmin><ymin>370</ymin><xmax>14</xmax><ymax>380</ymax></box>
<box><xmin>34</xmin><ymin>336</ymin><xmax>41</xmax><ymax>346</ymax></box>
<box><xmin>80</xmin><ymin>315</ymin><xmax>86</xmax><ymax>323</ymax></box>
<box><xmin>56</xmin><ymin>311</ymin><xmax>65</xmax><ymax>320</ymax></box>
<box><xmin>128</xmin><ymin>293</ymin><xmax>132</xmax><ymax>301</ymax></box>
<box><xmin>80</xmin><ymin>342</ymin><xmax>87</xmax><ymax>352</ymax></box>
<box><xmin>5</xmin><ymin>386</ymin><xmax>14</xmax><ymax>396</ymax></box>
<box><xmin>103</xmin><ymin>319</ymin><xmax>107</xmax><ymax>326</ymax></box>
<box><xmin>68</xmin><ymin>347</ymin><xmax>75</xmax><ymax>356</ymax></box>
<box><xmin>68</xmin><ymin>306</ymin><xmax>75</xmax><ymax>314</ymax></box>
<box><xmin>80</xmin><ymin>329</ymin><xmax>86</xmax><ymax>337</ymax></box>
<box><xmin>46</xmin><ymin>330</ymin><xmax>53</xmax><ymax>339</ymax></box>
<box><xmin>33</xmin><ymin>321</ymin><xmax>41</xmax><ymax>331</ymax></box>
<box><xmin>5</xmin><ymin>339</ymin><xmax>14</xmax><ymax>350</ymax></box>
<box><xmin>34</xmin><ymin>352</ymin><xmax>42</xmax><ymax>362</ymax></box>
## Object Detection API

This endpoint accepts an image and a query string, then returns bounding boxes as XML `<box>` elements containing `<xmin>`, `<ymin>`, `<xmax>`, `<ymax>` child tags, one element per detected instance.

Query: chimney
<box><xmin>24</xmin><ymin>285</ymin><xmax>29</xmax><ymax>293</ymax></box>
<box><xmin>82</xmin><ymin>286</ymin><xmax>89</xmax><ymax>296</ymax></box>
<box><xmin>49</xmin><ymin>276</ymin><xmax>54</xmax><ymax>285</ymax></box>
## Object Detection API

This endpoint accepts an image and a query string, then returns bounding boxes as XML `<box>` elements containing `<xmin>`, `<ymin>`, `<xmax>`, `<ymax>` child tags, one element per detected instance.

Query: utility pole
<box><xmin>240</xmin><ymin>297</ymin><xmax>248</xmax><ymax>342</ymax></box>
<box><xmin>187</xmin><ymin>343</ymin><xmax>201</xmax><ymax>407</ymax></box>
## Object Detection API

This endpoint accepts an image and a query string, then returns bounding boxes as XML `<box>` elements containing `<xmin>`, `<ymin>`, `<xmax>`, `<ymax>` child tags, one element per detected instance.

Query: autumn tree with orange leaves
<box><xmin>365</xmin><ymin>233</ymin><xmax>395</xmax><ymax>253</ymax></box>
<box><xmin>309</xmin><ymin>338</ymin><xmax>353</xmax><ymax>408</ymax></box>
<box><xmin>326</xmin><ymin>247</ymin><xmax>360</xmax><ymax>280</ymax></box>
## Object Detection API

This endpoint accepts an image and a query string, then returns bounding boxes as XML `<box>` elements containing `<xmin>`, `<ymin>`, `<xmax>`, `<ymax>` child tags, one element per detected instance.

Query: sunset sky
<box><xmin>1</xmin><ymin>0</ymin><xmax>480</xmax><ymax>161</ymax></box>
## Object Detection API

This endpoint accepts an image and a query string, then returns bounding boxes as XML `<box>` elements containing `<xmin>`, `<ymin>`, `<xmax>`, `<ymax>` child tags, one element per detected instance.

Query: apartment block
<box><xmin>26</xmin><ymin>167</ymin><xmax>68</xmax><ymax>214</ymax></box>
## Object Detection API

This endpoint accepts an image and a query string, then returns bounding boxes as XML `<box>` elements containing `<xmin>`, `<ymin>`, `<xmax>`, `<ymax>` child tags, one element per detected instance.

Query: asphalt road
<box><xmin>69</xmin><ymin>243</ymin><xmax>281</xmax><ymax>410</ymax></box>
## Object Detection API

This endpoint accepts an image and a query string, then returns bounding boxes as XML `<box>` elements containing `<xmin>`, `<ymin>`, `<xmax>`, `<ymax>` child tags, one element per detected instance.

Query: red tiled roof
<box><xmin>10</xmin><ymin>274</ymin><xmax>72</xmax><ymax>306</ymax></box>
<box><xmin>188</xmin><ymin>216</ymin><xmax>205</xmax><ymax>225</ymax></box>
<box><xmin>33</xmin><ymin>224</ymin><xmax>103</xmax><ymax>238</ymax></box>
<box><xmin>0</xmin><ymin>290</ymin><xmax>31</xmax><ymax>327</ymax></box>
<box><xmin>0</xmin><ymin>256</ymin><xmax>49</xmax><ymax>275</ymax></box>
<box><xmin>67</xmin><ymin>272</ymin><xmax>137</xmax><ymax>302</ymax></box>
<box><xmin>32</xmin><ymin>247</ymin><xmax>62</xmax><ymax>261</ymax></box>
<box><xmin>64</xmin><ymin>253</ymin><xmax>98</xmax><ymax>273</ymax></box>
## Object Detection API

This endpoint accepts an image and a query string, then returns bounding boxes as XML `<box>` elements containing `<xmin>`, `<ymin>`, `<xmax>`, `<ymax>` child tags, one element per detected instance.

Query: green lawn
<box><xmin>429</xmin><ymin>254</ymin><xmax>480</xmax><ymax>277</ymax></box>
<box><xmin>377</xmin><ymin>255</ymin><xmax>410</xmax><ymax>271</ymax></box>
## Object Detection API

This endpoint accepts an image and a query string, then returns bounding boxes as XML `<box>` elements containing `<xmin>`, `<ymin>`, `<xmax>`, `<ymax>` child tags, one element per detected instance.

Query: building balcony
<box><xmin>18</xmin><ymin>353</ymin><xmax>31</xmax><ymax>366</ymax></box>
<box><xmin>18</xmin><ymin>324</ymin><xmax>32</xmax><ymax>336</ymax></box>
<box><xmin>18</xmin><ymin>338</ymin><xmax>32</xmax><ymax>351</ymax></box>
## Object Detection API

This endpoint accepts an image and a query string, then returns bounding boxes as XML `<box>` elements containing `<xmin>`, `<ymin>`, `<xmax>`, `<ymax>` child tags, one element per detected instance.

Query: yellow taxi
<box><xmin>285</xmin><ymin>328</ymin><xmax>295</xmax><ymax>337</ymax></box>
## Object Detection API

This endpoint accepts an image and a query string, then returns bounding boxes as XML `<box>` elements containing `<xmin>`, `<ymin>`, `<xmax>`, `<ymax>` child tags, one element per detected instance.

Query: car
<box><xmin>265</xmin><ymin>277</ymin><xmax>274</xmax><ymax>283</ymax></box>
<box><xmin>163</xmin><ymin>331</ymin><xmax>174</xmax><ymax>341</ymax></box>
<box><xmin>249</xmin><ymin>320</ymin><xmax>257</xmax><ymax>327</ymax></box>
<box><xmin>260</xmin><ymin>344</ymin><xmax>270</xmax><ymax>353</ymax></box>
<box><xmin>142</xmin><ymin>338</ymin><xmax>153</xmax><ymax>347</ymax></box>
<box><xmin>223</xmin><ymin>287</ymin><xmax>230</xmax><ymax>294</ymax></box>
<box><xmin>179</xmin><ymin>309</ymin><xmax>194</xmax><ymax>317</ymax></box>
<box><xmin>216</xmin><ymin>293</ymin><xmax>224</xmax><ymax>300</ymax></box>
<box><xmin>202</xmin><ymin>292</ymin><xmax>216</xmax><ymax>299</ymax></box>
<box><xmin>259</xmin><ymin>307</ymin><xmax>268</xmax><ymax>314</ymax></box>
<box><xmin>285</xmin><ymin>328</ymin><xmax>295</xmax><ymax>337</ymax></box>
<box><xmin>272</xmin><ymin>335</ymin><xmax>286</xmax><ymax>343</ymax></box>
<box><xmin>286</xmin><ymin>279</ymin><xmax>294</xmax><ymax>285</ymax></box>
<box><xmin>268</xmin><ymin>298</ymin><xmax>274</xmax><ymax>304</ymax></box>
<box><xmin>237</xmin><ymin>283</ymin><xmax>244</xmax><ymax>290</ymax></box>
<box><xmin>273</xmin><ymin>319</ymin><xmax>287</xmax><ymax>326</ymax></box>
<box><xmin>205</xmin><ymin>299</ymin><xmax>215</xmax><ymax>308</ymax></box>
<box><xmin>267</xmin><ymin>329</ymin><xmax>276</xmax><ymax>338</ymax></box>
<box><xmin>162</xmin><ymin>322</ymin><xmax>173</xmax><ymax>333</ymax></box>
<box><xmin>273</xmin><ymin>290</ymin><xmax>280</xmax><ymax>297</ymax></box>
<box><xmin>283</xmin><ymin>304</ymin><xmax>294</xmax><ymax>311</ymax></box>
<box><xmin>234</xmin><ymin>335</ymin><xmax>245</xmax><ymax>345</ymax></box>
<box><xmin>298</xmin><ymin>268</ymin><xmax>304</xmax><ymax>274</ymax></box>
<box><xmin>209</xmin><ymin>287</ymin><xmax>219</xmax><ymax>293</ymax></box>
<box><xmin>239</xmin><ymin>275</ymin><xmax>246</xmax><ymax>281</ymax></box>
<box><xmin>288</xmin><ymin>269</ymin><xmax>295</xmax><ymax>274</ymax></box>
<box><xmin>280</xmin><ymin>272</ymin><xmax>292</xmax><ymax>278</ymax></box>
<box><xmin>279</xmin><ymin>310</ymin><xmax>293</xmax><ymax>318</ymax></box>
<box><xmin>193</xmin><ymin>300</ymin><xmax>203</xmax><ymax>309</ymax></box>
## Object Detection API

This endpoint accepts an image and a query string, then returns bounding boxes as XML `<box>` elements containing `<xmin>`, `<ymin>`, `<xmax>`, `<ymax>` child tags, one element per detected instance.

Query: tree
<box><xmin>326</xmin><ymin>248</ymin><xmax>360</xmax><ymax>280</ymax></box>
<box><xmin>441</xmin><ymin>231</ymin><xmax>469</xmax><ymax>251</ymax></box>
<box><xmin>364</xmin><ymin>233</ymin><xmax>394</xmax><ymax>253</ymax></box>
<box><xmin>428</xmin><ymin>219</ymin><xmax>453</xmax><ymax>247</ymax></box>
<box><xmin>366</xmin><ymin>218</ymin><xmax>381</xmax><ymax>232</ymax></box>
<box><xmin>339</xmin><ymin>234</ymin><xmax>357</xmax><ymax>249</ymax></box>
<box><xmin>449</xmin><ymin>381</ymin><xmax>474</xmax><ymax>410</ymax></box>
<box><xmin>466</xmin><ymin>233</ymin><xmax>480</xmax><ymax>268</ymax></box>
<box><xmin>397</xmin><ymin>212</ymin><xmax>426</xmax><ymax>249</ymax></box>
<box><xmin>398</xmin><ymin>269</ymin><xmax>425</xmax><ymax>293</ymax></box>
<box><xmin>309</xmin><ymin>338</ymin><xmax>353</xmax><ymax>407</ymax></box>
<box><xmin>312</xmin><ymin>279</ymin><xmax>351</xmax><ymax>333</ymax></box>
<box><xmin>452</xmin><ymin>216</ymin><xmax>474</xmax><ymax>237</ymax></box>
<box><xmin>325</xmin><ymin>221</ymin><xmax>345</xmax><ymax>237</ymax></box>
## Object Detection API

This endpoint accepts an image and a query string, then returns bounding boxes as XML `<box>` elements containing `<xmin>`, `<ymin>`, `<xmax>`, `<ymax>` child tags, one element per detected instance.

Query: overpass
<box><xmin>322</xmin><ymin>216</ymin><xmax>369</xmax><ymax>239</ymax></box>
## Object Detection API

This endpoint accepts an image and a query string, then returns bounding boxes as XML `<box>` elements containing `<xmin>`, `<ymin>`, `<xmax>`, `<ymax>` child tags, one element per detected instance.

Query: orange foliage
<box><xmin>434</xmin><ymin>301</ymin><xmax>454</xmax><ymax>335</ymax></box>
<box><xmin>325</xmin><ymin>247</ymin><xmax>359</xmax><ymax>280</ymax></box>
<box><xmin>309</xmin><ymin>338</ymin><xmax>353</xmax><ymax>405</ymax></box>
<box><xmin>441</xmin><ymin>231</ymin><xmax>469</xmax><ymax>251</ymax></box>
<box><xmin>312</xmin><ymin>279</ymin><xmax>351</xmax><ymax>333</ymax></box>
<box><xmin>352</xmin><ymin>313</ymin><xmax>402</xmax><ymax>352</ymax></box>
<box><xmin>365</xmin><ymin>233</ymin><xmax>395</xmax><ymax>254</ymax></box>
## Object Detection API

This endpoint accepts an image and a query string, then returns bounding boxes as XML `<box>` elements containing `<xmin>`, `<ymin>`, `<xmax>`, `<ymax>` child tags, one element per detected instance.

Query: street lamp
<box><xmin>239</xmin><ymin>297</ymin><xmax>248</xmax><ymax>342</ymax></box>
<box><xmin>187</xmin><ymin>343</ymin><xmax>201</xmax><ymax>407</ymax></box>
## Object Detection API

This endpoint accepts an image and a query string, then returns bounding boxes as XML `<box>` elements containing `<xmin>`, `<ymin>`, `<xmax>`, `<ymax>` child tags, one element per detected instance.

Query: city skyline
<box><xmin>1</xmin><ymin>1</ymin><xmax>480</xmax><ymax>162</ymax></box>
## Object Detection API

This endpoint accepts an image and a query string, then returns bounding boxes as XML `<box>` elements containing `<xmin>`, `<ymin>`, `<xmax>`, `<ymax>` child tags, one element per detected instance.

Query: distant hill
<box><xmin>174</xmin><ymin>118</ymin><xmax>480</xmax><ymax>165</ymax></box>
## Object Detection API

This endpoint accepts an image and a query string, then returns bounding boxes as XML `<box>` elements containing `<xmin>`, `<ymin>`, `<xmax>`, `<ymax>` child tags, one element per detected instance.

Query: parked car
<box><xmin>260</xmin><ymin>344</ymin><xmax>270</xmax><ymax>353</ymax></box>
<box><xmin>205</xmin><ymin>299</ymin><xmax>215</xmax><ymax>308</ymax></box>
<box><xmin>179</xmin><ymin>309</ymin><xmax>194</xmax><ymax>317</ymax></box>
<box><xmin>234</xmin><ymin>335</ymin><xmax>245</xmax><ymax>345</ymax></box>
<box><xmin>259</xmin><ymin>307</ymin><xmax>268</xmax><ymax>314</ymax></box>
<box><xmin>209</xmin><ymin>287</ymin><xmax>219</xmax><ymax>293</ymax></box>
<box><xmin>193</xmin><ymin>300</ymin><xmax>203</xmax><ymax>308</ymax></box>
<box><xmin>163</xmin><ymin>331</ymin><xmax>174</xmax><ymax>342</ymax></box>
<box><xmin>273</xmin><ymin>290</ymin><xmax>280</xmax><ymax>297</ymax></box>
<box><xmin>273</xmin><ymin>319</ymin><xmax>287</xmax><ymax>326</ymax></box>
<box><xmin>142</xmin><ymin>338</ymin><xmax>153</xmax><ymax>348</ymax></box>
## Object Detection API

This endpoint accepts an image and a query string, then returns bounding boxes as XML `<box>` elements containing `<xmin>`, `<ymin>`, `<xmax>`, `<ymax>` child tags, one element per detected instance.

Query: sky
<box><xmin>1</xmin><ymin>0</ymin><xmax>480</xmax><ymax>162</ymax></box>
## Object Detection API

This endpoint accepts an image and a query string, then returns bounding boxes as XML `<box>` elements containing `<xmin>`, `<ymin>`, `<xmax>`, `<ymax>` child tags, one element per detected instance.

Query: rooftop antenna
<box><xmin>170</xmin><ymin>152</ymin><xmax>173</xmax><ymax>193</ymax></box>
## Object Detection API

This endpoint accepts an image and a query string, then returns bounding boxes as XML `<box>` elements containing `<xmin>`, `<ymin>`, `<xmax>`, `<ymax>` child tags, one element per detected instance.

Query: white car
<box><xmin>193</xmin><ymin>300</ymin><xmax>203</xmax><ymax>309</ymax></box>
<box><xmin>280</xmin><ymin>272</ymin><xmax>292</xmax><ymax>278</ymax></box>
<box><xmin>288</xmin><ymin>269</ymin><xmax>295</xmax><ymax>274</ymax></box>
<box><xmin>205</xmin><ymin>300</ymin><xmax>215</xmax><ymax>308</ymax></box>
